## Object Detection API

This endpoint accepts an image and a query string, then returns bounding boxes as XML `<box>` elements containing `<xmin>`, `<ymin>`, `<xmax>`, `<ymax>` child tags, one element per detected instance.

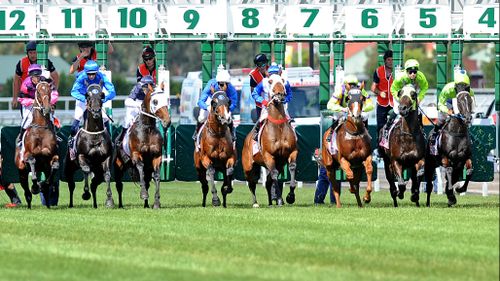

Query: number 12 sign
<box><xmin>286</xmin><ymin>5</ymin><xmax>333</xmax><ymax>35</ymax></box>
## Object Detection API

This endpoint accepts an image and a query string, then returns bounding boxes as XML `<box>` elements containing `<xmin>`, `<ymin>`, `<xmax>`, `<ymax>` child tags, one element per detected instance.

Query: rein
<box><xmin>80</xmin><ymin>128</ymin><xmax>106</xmax><ymax>135</ymax></box>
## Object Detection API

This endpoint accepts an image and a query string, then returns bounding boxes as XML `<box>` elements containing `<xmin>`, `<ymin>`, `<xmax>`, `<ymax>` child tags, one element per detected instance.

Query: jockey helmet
<box><xmin>142</xmin><ymin>46</ymin><xmax>155</xmax><ymax>60</ymax></box>
<box><xmin>216</xmin><ymin>70</ymin><xmax>231</xmax><ymax>83</ymax></box>
<box><xmin>404</xmin><ymin>59</ymin><xmax>419</xmax><ymax>71</ymax></box>
<box><xmin>78</xmin><ymin>41</ymin><xmax>94</xmax><ymax>48</ymax></box>
<box><xmin>343</xmin><ymin>74</ymin><xmax>359</xmax><ymax>86</ymax></box>
<box><xmin>26</xmin><ymin>41</ymin><xmax>37</xmax><ymax>53</ymax></box>
<box><xmin>28</xmin><ymin>64</ymin><xmax>42</xmax><ymax>77</ymax></box>
<box><xmin>268</xmin><ymin>64</ymin><xmax>280</xmax><ymax>75</ymax></box>
<box><xmin>84</xmin><ymin>60</ymin><xmax>99</xmax><ymax>74</ymax></box>
<box><xmin>454</xmin><ymin>70</ymin><xmax>470</xmax><ymax>85</ymax></box>
<box><xmin>253</xmin><ymin>53</ymin><xmax>269</xmax><ymax>66</ymax></box>
<box><xmin>140</xmin><ymin>75</ymin><xmax>155</xmax><ymax>87</ymax></box>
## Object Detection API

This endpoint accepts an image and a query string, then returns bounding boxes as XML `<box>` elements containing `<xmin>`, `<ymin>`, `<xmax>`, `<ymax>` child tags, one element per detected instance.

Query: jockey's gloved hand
<box><xmin>198</xmin><ymin>110</ymin><xmax>207</xmax><ymax>123</ymax></box>
<box><xmin>262</xmin><ymin>100</ymin><xmax>269</xmax><ymax>107</ymax></box>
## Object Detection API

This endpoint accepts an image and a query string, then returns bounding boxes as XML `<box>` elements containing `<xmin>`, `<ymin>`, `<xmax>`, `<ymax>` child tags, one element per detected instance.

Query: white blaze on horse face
<box><xmin>352</xmin><ymin>102</ymin><xmax>360</xmax><ymax>117</ymax></box>
<box><xmin>268</xmin><ymin>74</ymin><xmax>285</xmax><ymax>99</ymax></box>
<box><xmin>223</xmin><ymin>106</ymin><xmax>231</xmax><ymax>121</ymax></box>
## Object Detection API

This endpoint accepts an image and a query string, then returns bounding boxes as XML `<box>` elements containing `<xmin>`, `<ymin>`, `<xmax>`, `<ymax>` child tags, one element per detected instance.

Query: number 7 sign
<box><xmin>286</xmin><ymin>5</ymin><xmax>333</xmax><ymax>35</ymax></box>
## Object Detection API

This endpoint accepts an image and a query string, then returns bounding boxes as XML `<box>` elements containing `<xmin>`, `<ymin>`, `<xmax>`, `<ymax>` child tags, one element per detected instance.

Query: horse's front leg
<box><xmin>339</xmin><ymin>157</ymin><xmax>356</xmax><ymax>193</ymax></box>
<box><xmin>134</xmin><ymin>157</ymin><xmax>148</xmax><ymax>201</ymax></box>
<box><xmin>363</xmin><ymin>155</ymin><xmax>373</xmax><ymax>204</ymax></box>
<box><xmin>391</xmin><ymin>159</ymin><xmax>406</xmax><ymax>200</ymax></box>
<box><xmin>221</xmin><ymin>158</ymin><xmax>235</xmax><ymax>208</ymax></box>
<box><xmin>18</xmin><ymin>168</ymin><xmax>32</xmax><ymax>209</ymax></box>
<box><xmin>383</xmin><ymin>157</ymin><xmax>398</xmax><ymax>207</ymax></box>
<box><xmin>286</xmin><ymin>150</ymin><xmax>298</xmax><ymax>205</ymax></box>
<box><xmin>410</xmin><ymin>159</ymin><xmax>425</xmax><ymax>207</ymax></box>
<box><xmin>441</xmin><ymin>157</ymin><xmax>456</xmax><ymax>206</ymax></box>
<box><xmin>262</xmin><ymin>152</ymin><xmax>280</xmax><ymax>205</ymax></box>
<box><xmin>326</xmin><ymin>167</ymin><xmax>341</xmax><ymax>208</ymax></box>
<box><xmin>455</xmin><ymin>158</ymin><xmax>473</xmax><ymax>193</ymax></box>
<box><xmin>78</xmin><ymin>155</ymin><xmax>91</xmax><ymax>201</ymax></box>
<box><xmin>206</xmin><ymin>164</ymin><xmax>220</xmax><ymax>207</ymax></box>
<box><xmin>152</xmin><ymin>156</ymin><xmax>162</xmax><ymax>209</ymax></box>
<box><xmin>26</xmin><ymin>156</ymin><xmax>39</xmax><ymax>195</ymax></box>
<box><xmin>103</xmin><ymin>157</ymin><xmax>114</xmax><ymax>208</ymax></box>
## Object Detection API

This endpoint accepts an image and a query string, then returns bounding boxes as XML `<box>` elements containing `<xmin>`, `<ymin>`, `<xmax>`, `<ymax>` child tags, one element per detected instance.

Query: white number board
<box><xmin>463</xmin><ymin>5</ymin><xmax>499</xmax><ymax>35</ymax></box>
<box><xmin>286</xmin><ymin>5</ymin><xmax>333</xmax><ymax>35</ymax></box>
<box><xmin>107</xmin><ymin>5</ymin><xmax>157</xmax><ymax>34</ymax></box>
<box><xmin>229</xmin><ymin>5</ymin><xmax>274</xmax><ymax>34</ymax></box>
<box><xmin>0</xmin><ymin>6</ymin><xmax>36</xmax><ymax>35</ymax></box>
<box><xmin>166</xmin><ymin>6</ymin><xmax>227</xmax><ymax>34</ymax></box>
<box><xmin>47</xmin><ymin>6</ymin><xmax>96</xmax><ymax>34</ymax></box>
<box><xmin>404</xmin><ymin>5</ymin><xmax>450</xmax><ymax>35</ymax></box>
<box><xmin>344</xmin><ymin>6</ymin><xmax>393</xmax><ymax>36</ymax></box>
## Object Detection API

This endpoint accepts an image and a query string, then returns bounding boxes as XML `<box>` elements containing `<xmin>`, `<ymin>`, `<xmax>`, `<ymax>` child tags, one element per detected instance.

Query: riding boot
<box><xmin>17</xmin><ymin>128</ymin><xmax>26</xmax><ymax>147</ymax></box>
<box><xmin>326</xmin><ymin>118</ymin><xmax>339</xmax><ymax>142</ymax></box>
<box><xmin>192</xmin><ymin>122</ymin><xmax>203</xmax><ymax>141</ymax></box>
<box><xmin>382</xmin><ymin>111</ymin><xmax>396</xmax><ymax>141</ymax></box>
<box><xmin>116</xmin><ymin>128</ymin><xmax>127</xmax><ymax>147</ymax></box>
<box><xmin>252</xmin><ymin>121</ymin><xmax>262</xmax><ymax>142</ymax></box>
<box><xmin>104</xmin><ymin>121</ymin><xmax>110</xmax><ymax>132</ymax></box>
<box><xmin>229</xmin><ymin>124</ymin><xmax>236</xmax><ymax>143</ymax></box>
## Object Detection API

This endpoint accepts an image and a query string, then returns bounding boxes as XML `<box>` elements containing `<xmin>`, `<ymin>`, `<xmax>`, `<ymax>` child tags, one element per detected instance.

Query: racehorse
<box><xmin>194</xmin><ymin>91</ymin><xmax>236</xmax><ymax>208</ymax></box>
<box><xmin>114</xmin><ymin>84</ymin><xmax>171</xmax><ymax>208</ymax></box>
<box><xmin>378</xmin><ymin>85</ymin><xmax>425</xmax><ymax>207</ymax></box>
<box><xmin>424</xmin><ymin>88</ymin><xmax>474</xmax><ymax>207</ymax></box>
<box><xmin>15</xmin><ymin>81</ymin><xmax>59</xmax><ymax>209</ymax></box>
<box><xmin>64</xmin><ymin>84</ymin><xmax>113</xmax><ymax>208</ymax></box>
<box><xmin>242</xmin><ymin>74</ymin><xmax>298</xmax><ymax>207</ymax></box>
<box><xmin>320</xmin><ymin>85</ymin><xmax>373</xmax><ymax>208</ymax></box>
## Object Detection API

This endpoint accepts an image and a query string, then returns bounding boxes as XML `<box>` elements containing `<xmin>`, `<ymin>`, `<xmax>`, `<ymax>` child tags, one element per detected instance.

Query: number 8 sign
<box><xmin>229</xmin><ymin>5</ymin><xmax>274</xmax><ymax>34</ymax></box>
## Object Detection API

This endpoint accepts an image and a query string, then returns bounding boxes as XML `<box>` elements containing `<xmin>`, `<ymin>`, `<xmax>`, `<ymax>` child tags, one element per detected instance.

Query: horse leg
<box><xmin>143</xmin><ymin>172</ymin><xmax>152</xmax><ymax>208</ymax></box>
<box><xmin>392</xmin><ymin>160</ymin><xmax>406</xmax><ymax>200</ymax></box>
<box><xmin>221</xmin><ymin>173</ymin><xmax>228</xmax><ymax>208</ymax></box>
<box><xmin>411</xmin><ymin>160</ymin><xmax>425</xmax><ymax>207</ymax></box>
<box><xmin>424</xmin><ymin>159</ymin><xmax>435</xmax><ymax>208</ymax></box>
<box><xmin>444</xmin><ymin>166</ymin><xmax>457</xmax><ymax>207</ymax></box>
<box><xmin>327</xmin><ymin>169</ymin><xmax>341</xmax><ymax>208</ymax></box>
<box><xmin>114</xmin><ymin>162</ymin><xmax>124</xmax><ymax>208</ymax></box>
<box><xmin>19</xmin><ymin>169</ymin><xmax>32</xmax><ymax>209</ymax></box>
<box><xmin>383</xmin><ymin>158</ymin><xmax>398</xmax><ymax>207</ymax></box>
<box><xmin>134</xmin><ymin>160</ymin><xmax>149</xmax><ymax>201</ymax></box>
<box><xmin>264</xmin><ymin>175</ymin><xmax>273</xmax><ymax>206</ymax></box>
<box><xmin>26</xmin><ymin>156</ymin><xmax>39</xmax><ymax>195</ymax></box>
<box><xmin>206</xmin><ymin>165</ymin><xmax>220</xmax><ymax>207</ymax></box>
<box><xmin>152</xmin><ymin>166</ymin><xmax>162</xmax><ymax>209</ymax></box>
<box><xmin>104</xmin><ymin>169</ymin><xmax>114</xmax><ymax>209</ymax></box>
<box><xmin>198</xmin><ymin>168</ymin><xmax>209</xmax><ymax>207</ymax></box>
<box><xmin>455</xmin><ymin>159</ymin><xmax>473</xmax><ymax>193</ymax></box>
<box><xmin>262</xmin><ymin>153</ymin><xmax>279</xmax><ymax>204</ymax></box>
<box><xmin>351</xmin><ymin>169</ymin><xmax>363</xmax><ymax>208</ymax></box>
<box><xmin>246</xmin><ymin>165</ymin><xmax>260</xmax><ymax>208</ymax></box>
<box><xmin>90</xmin><ymin>173</ymin><xmax>103</xmax><ymax>209</ymax></box>
<box><xmin>286</xmin><ymin>151</ymin><xmax>298</xmax><ymax>205</ymax></box>
<box><xmin>363</xmin><ymin>155</ymin><xmax>374</xmax><ymax>204</ymax></box>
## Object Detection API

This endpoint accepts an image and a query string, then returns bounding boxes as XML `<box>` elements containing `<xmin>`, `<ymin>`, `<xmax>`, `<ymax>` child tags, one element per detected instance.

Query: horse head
<box><xmin>35</xmin><ymin>81</ymin><xmax>52</xmax><ymax>117</ymax></box>
<box><xmin>398</xmin><ymin>85</ymin><xmax>417</xmax><ymax>117</ymax></box>
<box><xmin>210</xmin><ymin>91</ymin><xmax>231</xmax><ymax>125</ymax></box>
<box><xmin>345</xmin><ymin>83</ymin><xmax>365</xmax><ymax>122</ymax></box>
<box><xmin>268</xmin><ymin>74</ymin><xmax>286</xmax><ymax>105</ymax></box>
<box><xmin>144</xmin><ymin>84</ymin><xmax>172</xmax><ymax>128</ymax></box>
<box><xmin>85</xmin><ymin>84</ymin><xmax>104</xmax><ymax>119</ymax></box>
<box><xmin>454</xmin><ymin>86</ymin><xmax>474</xmax><ymax>125</ymax></box>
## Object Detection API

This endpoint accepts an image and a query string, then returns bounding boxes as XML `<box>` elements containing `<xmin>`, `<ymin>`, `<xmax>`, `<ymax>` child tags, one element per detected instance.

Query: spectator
<box><xmin>12</xmin><ymin>41</ymin><xmax>59</xmax><ymax>108</ymax></box>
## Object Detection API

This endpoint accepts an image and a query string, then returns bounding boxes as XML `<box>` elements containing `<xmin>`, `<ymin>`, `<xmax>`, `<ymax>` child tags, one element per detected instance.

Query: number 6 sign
<box><xmin>286</xmin><ymin>5</ymin><xmax>333</xmax><ymax>35</ymax></box>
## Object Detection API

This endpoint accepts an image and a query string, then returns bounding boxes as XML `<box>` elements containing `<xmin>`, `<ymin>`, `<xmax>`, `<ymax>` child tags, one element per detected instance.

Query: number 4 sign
<box><xmin>463</xmin><ymin>5</ymin><xmax>499</xmax><ymax>35</ymax></box>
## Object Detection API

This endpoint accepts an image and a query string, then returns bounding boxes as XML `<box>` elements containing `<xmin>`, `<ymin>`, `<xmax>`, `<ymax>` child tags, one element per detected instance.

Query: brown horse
<box><xmin>194</xmin><ymin>91</ymin><xmax>236</xmax><ymax>208</ymax></box>
<box><xmin>15</xmin><ymin>81</ymin><xmax>59</xmax><ymax>209</ymax></box>
<box><xmin>378</xmin><ymin>85</ymin><xmax>425</xmax><ymax>207</ymax></box>
<box><xmin>242</xmin><ymin>75</ymin><xmax>298</xmax><ymax>207</ymax></box>
<box><xmin>114</xmin><ymin>84</ymin><xmax>171</xmax><ymax>208</ymax></box>
<box><xmin>65</xmin><ymin>84</ymin><xmax>113</xmax><ymax>208</ymax></box>
<box><xmin>320</xmin><ymin>85</ymin><xmax>373</xmax><ymax>208</ymax></box>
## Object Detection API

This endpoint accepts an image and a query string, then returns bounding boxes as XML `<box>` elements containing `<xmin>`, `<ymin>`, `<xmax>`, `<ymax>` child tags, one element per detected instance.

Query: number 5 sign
<box><xmin>344</xmin><ymin>6</ymin><xmax>393</xmax><ymax>36</ymax></box>
<box><xmin>286</xmin><ymin>5</ymin><xmax>333</xmax><ymax>35</ymax></box>
<box><xmin>404</xmin><ymin>5</ymin><xmax>451</xmax><ymax>35</ymax></box>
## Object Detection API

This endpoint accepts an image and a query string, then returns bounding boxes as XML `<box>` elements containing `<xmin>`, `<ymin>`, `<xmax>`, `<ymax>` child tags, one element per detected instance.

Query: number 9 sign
<box><xmin>166</xmin><ymin>6</ymin><xmax>227</xmax><ymax>34</ymax></box>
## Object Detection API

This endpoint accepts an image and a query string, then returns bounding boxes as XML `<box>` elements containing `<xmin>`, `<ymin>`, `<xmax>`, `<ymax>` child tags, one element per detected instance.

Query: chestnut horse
<box><xmin>424</xmin><ymin>89</ymin><xmax>474</xmax><ymax>207</ymax></box>
<box><xmin>320</xmin><ymin>85</ymin><xmax>373</xmax><ymax>208</ymax></box>
<box><xmin>378</xmin><ymin>85</ymin><xmax>425</xmax><ymax>207</ymax></box>
<box><xmin>242</xmin><ymin>74</ymin><xmax>298</xmax><ymax>207</ymax></box>
<box><xmin>64</xmin><ymin>84</ymin><xmax>113</xmax><ymax>208</ymax></box>
<box><xmin>114</xmin><ymin>85</ymin><xmax>171</xmax><ymax>208</ymax></box>
<box><xmin>194</xmin><ymin>91</ymin><xmax>236</xmax><ymax>208</ymax></box>
<box><xmin>15</xmin><ymin>81</ymin><xmax>59</xmax><ymax>209</ymax></box>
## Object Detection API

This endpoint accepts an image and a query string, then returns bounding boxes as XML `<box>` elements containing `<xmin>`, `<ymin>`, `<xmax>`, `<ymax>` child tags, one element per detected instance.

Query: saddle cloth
<box><xmin>122</xmin><ymin>128</ymin><xmax>132</xmax><ymax>158</ymax></box>
<box><xmin>379</xmin><ymin>116</ymin><xmax>401</xmax><ymax>149</ymax></box>
<box><xmin>430</xmin><ymin>133</ymin><xmax>442</xmax><ymax>156</ymax></box>
<box><xmin>195</xmin><ymin>122</ymin><xmax>207</xmax><ymax>152</ymax></box>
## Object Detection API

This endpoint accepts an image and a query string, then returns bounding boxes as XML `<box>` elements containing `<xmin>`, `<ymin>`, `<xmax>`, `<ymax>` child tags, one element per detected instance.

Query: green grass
<box><xmin>0</xmin><ymin>181</ymin><xmax>498</xmax><ymax>281</ymax></box>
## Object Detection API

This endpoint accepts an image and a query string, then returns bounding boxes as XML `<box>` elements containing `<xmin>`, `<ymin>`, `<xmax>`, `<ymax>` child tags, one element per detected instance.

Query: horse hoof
<box><xmin>363</xmin><ymin>196</ymin><xmax>371</xmax><ymax>204</ymax></box>
<box><xmin>410</xmin><ymin>193</ymin><xmax>419</xmax><ymax>203</ymax></box>
<box><xmin>454</xmin><ymin>182</ymin><xmax>466</xmax><ymax>193</ymax></box>
<box><xmin>82</xmin><ymin>192</ymin><xmax>91</xmax><ymax>201</ymax></box>
<box><xmin>397</xmin><ymin>190</ymin><xmax>405</xmax><ymax>200</ymax></box>
<box><xmin>448</xmin><ymin>197</ymin><xmax>457</xmax><ymax>207</ymax></box>
<box><xmin>252</xmin><ymin>203</ymin><xmax>260</xmax><ymax>208</ymax></box>
<box><xmin>140</xmin><ymin>190</ymin><xmax>149</xmax><ymax>200</ymax></box>
<box><xmin>277</xmin><ymin>198</ymin><xmax>284</xmax><ymax>206</ymax></box>
<box><xmin>286</xmin><ymin>193</ymin><xmax>295</xmax><ymax>204</ymax></box>
<box><xmin>105</xmin><ymin>199</ymin><xmax>114</xmax><ymax>208</ymax></box>
<box><xmin>31</xmin><ymin>186</ymin><xmax>40</xmax><ymax>195</ymax></box>
<box><xmin>153</xmin><ymin>203</ymin><xmax>161</xmax><ymax>209</ymax></box>
<box><xmin>212</xmin><ymin>198</ymin><xmax>221</xmax><ymax>207</ymax></box>
<box><xmin>225</xmin><ymin>186</ymin><xmax>233</xmax><ymax>194</ymax></box>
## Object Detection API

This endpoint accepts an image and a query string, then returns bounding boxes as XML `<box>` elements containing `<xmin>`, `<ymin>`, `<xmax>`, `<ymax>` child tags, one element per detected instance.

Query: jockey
<box><xmin>116</xmin><ymin>75</ymin><xmax>156</xmax><ymax>147</ymax></box>
<box><xmin>136</xmin><ymin>46</ymin><xmax>157</xmax><ymax>84</ymax></box>
<box><xmin>381</xmin><ymin>59</ymin><xmax>429</xmax><ymax>142</ymax></box>
<box><xmin>17</xmin><ymin>64</ymin><xmax>59</xmax><ymax>145</ymax></box>
<box><xmin>251</xmin><ymin>63</ymin><xmax>293</xmax><ymax>141</ymax></box>
<box><xmin>429</xmin><ymin>70</ymin><xmax>475</xmax><ymax>146</ymax></box>
<box><xmin>192</xmin><ymin>65</ymin><xmax>238</xmax><ymax>142</ymax></box>
<box><xmin>326</xmin><ymin>74</ymin><xmax>373</xmax><ymax>132</ymax></box>
<box><xmin>68</xmin><ymin>60</ymin><xmax>116</xmax><ymax>146</ymax></box>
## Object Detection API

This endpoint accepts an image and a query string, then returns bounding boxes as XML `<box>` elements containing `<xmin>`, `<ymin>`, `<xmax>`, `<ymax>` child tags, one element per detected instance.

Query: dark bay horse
<box><xmin>320</xmin><ymin>85</ymin><xmax>373</xmax><ymax>208</ymax></box>
<box><xmin>425</xmin><ymin>89</ymin><xmax>474</xmax><ymax>207</ymax></box>
<box><xmin>114</xmin><ymin>85</ymin><xmax>171</xmax><ymax>208</ymax></box>
<box><xmin>15</xmin><ymin>81</ymin><xmax>59</xmax><ymax>209</ymax></box>
<box><xmin>379</xmin><ymin>85</ymin><xmax>425</xmax><ymax>207</ymax></box>
<box><xmin>194</xmin><ymin>91</ymin><xmax>236</xmax><ymax>208</ymax></box>
<box><xmin>64</xmin><ymin>84</ymin><xmax>113</xmax><ymax>208</ymax></box>
<box><xmin>242</xmin><ymin>74</ymin><xmax>298</xmax><ymax>207</ymax></box>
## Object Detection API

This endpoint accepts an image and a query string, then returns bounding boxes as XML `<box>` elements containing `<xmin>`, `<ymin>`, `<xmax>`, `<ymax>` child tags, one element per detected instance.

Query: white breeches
<box><xmin>124</xmin><ymin>106</ymin><xmax>140</xmax><ymax>128</ymax></box>
<box><xmin>198</xmin><ymin>108</ymin><xmax>208</xmax><ymax>123</ymax></box>
<box><xmin>73</xmin><ymin>100</ymin><xmax>109</xmax><ymax>122</ymax></box>
<box><xmin>21</xmin><ymin>105</ymin><xmax>33</xmax><ymax>129</ymax></box>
